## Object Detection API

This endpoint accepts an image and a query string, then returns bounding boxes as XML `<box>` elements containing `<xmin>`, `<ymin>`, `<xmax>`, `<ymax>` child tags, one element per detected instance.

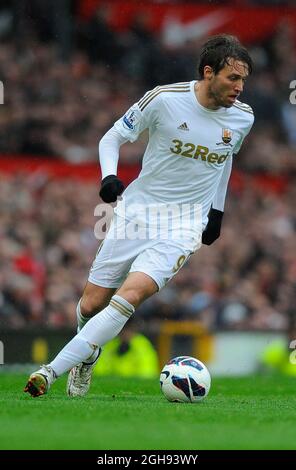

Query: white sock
<box><xmin>78</xmin><ymin>295</ymin><xmax>135</xmax><ymax>346</ymax></box>
<box><xmin>49</xmin><ymin>337</ymin><xmax>98</xmax><ymax>377</ymax></box>
<box><xmin>49</xmin><ymin>295</ymin><xmax>134</xmax><ymax>377</ymax></box>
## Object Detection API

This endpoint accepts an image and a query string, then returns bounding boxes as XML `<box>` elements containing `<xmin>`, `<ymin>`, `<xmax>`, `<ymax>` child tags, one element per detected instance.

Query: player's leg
<box><xmin>53</xmin><ymin>271</ymin><xmax>157</xmax><ymax>376</ymax></box>
<box><xmin>66</xmin><ymin>273</ymin><xmax>158</xmax><ymax>397</ymax></box>
<box><xmin>24</xmin><ymin>282</ymin><xmax>117</xmax><ymax>398</ymax></box>
<box><xmin>66</xmin><ymin>282</ymin><xmax>117</xmax><ymax>397</ymax></box>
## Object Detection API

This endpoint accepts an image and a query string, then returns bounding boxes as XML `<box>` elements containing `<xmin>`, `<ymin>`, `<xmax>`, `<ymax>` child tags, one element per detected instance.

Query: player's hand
<box><xmin>99</xmin><ymin>175</ymin><xmax>125</xmax><ymax>203</ymax></box>
<box><xmin>202</xmin><ymin>208</ymin><xmax>224</xmax><ymax>245</ymax></box>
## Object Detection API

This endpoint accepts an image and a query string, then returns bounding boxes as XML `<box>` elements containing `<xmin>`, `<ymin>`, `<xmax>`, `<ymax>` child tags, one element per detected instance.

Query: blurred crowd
<box><xmin>0</xmin><ymin>2</ymin><xmax>296</xmax><ymax>332</ymax></box>
<box><xmin>0</xmin><ymin>4</ymin><xmax>296</xmax><ymax>168</ymax></box>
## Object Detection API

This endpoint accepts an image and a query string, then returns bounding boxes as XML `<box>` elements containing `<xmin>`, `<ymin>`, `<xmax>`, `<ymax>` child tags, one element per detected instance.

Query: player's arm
<box><xmin>202</xmin><ymin>154</ymin><xmax>233</xmax><ymax>245</ymax></box>
<box><xmin>99</xmin><ymin>90</ymin><xmax>160</xmax><ymax>203</ymax></box>
<box><xmin>99</xmin><ymin>128</ymin><xmax>127</xmax><ymax>203</ymax></box>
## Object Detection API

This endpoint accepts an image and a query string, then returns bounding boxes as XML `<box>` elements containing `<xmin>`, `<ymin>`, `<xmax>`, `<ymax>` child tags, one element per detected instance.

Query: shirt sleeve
<box><xmin>212</xmin><ymin>154</ymin><xmax>233</xmax><ymax>212</ymax></box>
<box><xmin>114</xmin><ymin>88</ymin><xmax>162</xmax><ymax>142</ymax></box>
<box><xmin>98</xmin><ymin>127</ymin><xmax>128</xmax><ymax>179</ymax></box>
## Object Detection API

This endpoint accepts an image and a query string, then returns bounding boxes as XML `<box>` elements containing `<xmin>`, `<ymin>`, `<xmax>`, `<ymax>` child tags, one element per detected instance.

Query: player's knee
<box><xmin>116</xmin><ymin>288</ymin><xmax>143</xmax><ymax>309</ymax></box>
<box><xmin>80</xmin><ymin>294</ymin><xmax>108</xmax><ymax>317</ymax></box>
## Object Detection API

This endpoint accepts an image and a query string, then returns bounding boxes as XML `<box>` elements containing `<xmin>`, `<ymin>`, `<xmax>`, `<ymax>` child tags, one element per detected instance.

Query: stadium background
<box><xmin>0</xmin><ymin>0</ymin><xmax>296</xmax><ymax>376</ymax></box>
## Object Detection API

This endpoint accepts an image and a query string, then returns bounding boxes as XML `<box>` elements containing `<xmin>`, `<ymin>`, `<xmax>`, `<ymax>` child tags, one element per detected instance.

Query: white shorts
<box><xmin>88</xmin><ymin>215</ymin><xmax>200</xmax><ymax>291</ymax></box>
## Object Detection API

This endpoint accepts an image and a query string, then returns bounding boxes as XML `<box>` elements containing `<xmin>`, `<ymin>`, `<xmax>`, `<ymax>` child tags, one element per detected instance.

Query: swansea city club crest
<box><xmin>222</xmin><ymin>128</ymin><xmax>233</xmax><ymax>144</ymax></box>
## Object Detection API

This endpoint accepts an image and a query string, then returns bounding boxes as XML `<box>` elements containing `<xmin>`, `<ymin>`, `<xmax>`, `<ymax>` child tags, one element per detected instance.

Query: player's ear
<box><xmin>203</xmin><ymin>65</ymin><xmax>214</xmax><ymax>81</ymax></box>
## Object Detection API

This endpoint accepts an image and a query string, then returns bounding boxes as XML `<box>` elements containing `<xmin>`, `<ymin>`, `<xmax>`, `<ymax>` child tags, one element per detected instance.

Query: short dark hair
<box><xmin>197</xmin><ymin>34</ymin><xmax>253</xmax><ymax>79</ymax></box>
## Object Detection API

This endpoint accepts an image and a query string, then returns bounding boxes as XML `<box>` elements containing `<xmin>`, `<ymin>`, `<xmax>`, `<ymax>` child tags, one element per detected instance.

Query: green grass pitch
<box><xmin>0</xmin><ymin>373</ymin><xmax>295</xmax><ymax>450</ymax></box>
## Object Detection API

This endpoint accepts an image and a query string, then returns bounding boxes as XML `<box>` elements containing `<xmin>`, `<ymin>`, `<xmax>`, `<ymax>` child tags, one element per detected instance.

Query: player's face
<box><xmin>208</xmin><ymin>58</ymin><xmax>249</xmax><ymax>108</ymax></box>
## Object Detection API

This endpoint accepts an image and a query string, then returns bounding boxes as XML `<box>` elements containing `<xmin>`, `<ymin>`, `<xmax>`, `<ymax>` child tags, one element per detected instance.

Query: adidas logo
<box><xmin>178</xmin><ymin>122</ymin><xmax>189</xmax><ymax>131</ymax></box>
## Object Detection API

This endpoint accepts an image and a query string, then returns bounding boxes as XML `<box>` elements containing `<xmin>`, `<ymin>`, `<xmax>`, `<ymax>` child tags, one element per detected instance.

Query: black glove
<box><xmin>99</xmin><ymin>175</ymin><xmax>125</xmax><ymax>203</ymax></box>
<box><xmin>202</xmin><ymin>208</ymin><xmax>224</xmax><ymax>245</ymax></box>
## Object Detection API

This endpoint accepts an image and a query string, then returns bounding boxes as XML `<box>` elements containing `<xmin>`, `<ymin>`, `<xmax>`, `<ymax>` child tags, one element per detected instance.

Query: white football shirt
<box><xmin>113</xmin><ymin>81</ymin><xmax>254</xmax><ymax>234</ymax></box>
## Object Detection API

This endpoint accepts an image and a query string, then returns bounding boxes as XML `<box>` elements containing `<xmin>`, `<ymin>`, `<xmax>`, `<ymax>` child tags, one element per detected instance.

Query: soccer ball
<box><xmin>160</xmin><ymin>356</ymin><xmax>211</xmax><ymax>403</ymax></box>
